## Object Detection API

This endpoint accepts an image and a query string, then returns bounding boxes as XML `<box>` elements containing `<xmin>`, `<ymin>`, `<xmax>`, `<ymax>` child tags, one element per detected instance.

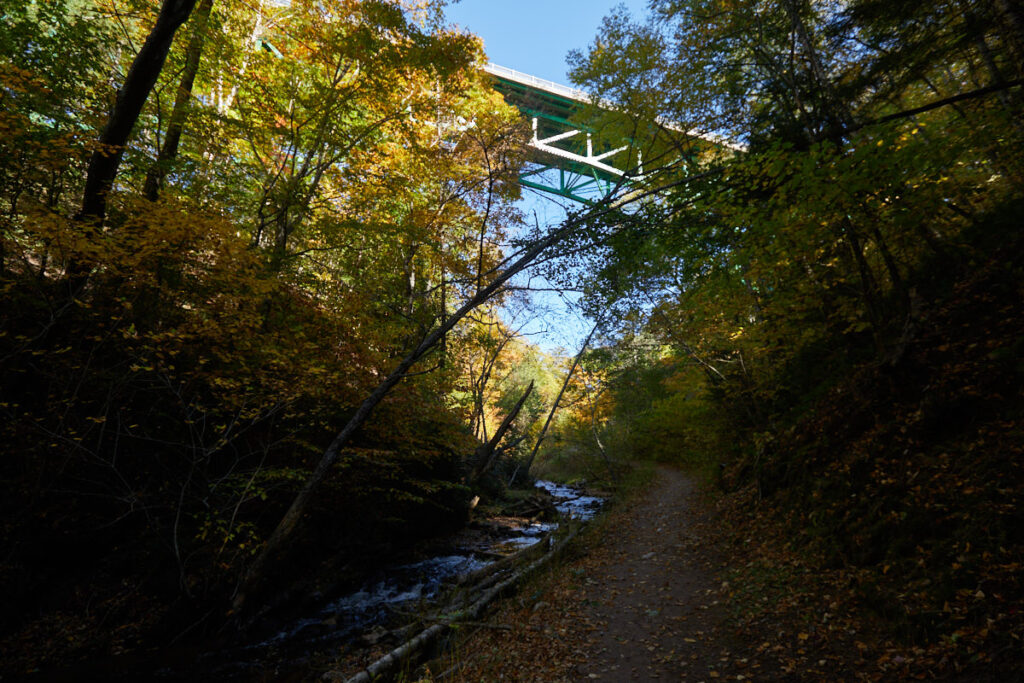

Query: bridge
<box><xmin>483</xmin><ymin>63</ymin><xmax>738</xmax><ymax>206</ymax></box>
<box><xmin>483</xmin><ymin>63</ymin><xmax>634</xmax><ymax>206</ymax></box>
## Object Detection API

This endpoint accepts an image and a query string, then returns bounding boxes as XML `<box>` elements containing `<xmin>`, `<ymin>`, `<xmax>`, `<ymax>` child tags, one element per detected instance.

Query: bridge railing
<box><xmin>483</xmin><ymin>63</ymin><xmax>591</xmax><ymax>105</ymax></box>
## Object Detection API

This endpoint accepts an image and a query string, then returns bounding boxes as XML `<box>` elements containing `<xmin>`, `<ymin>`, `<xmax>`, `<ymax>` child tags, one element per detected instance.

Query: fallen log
<box><xmin>331</xmin><ymin>527</ymin><xmax>579</xmax><ymax>683</ymax></box>
<box><xmin>455</xmin><ymin>530</ymin><xmax>552</xmax><ymax>587</ymax></box>
<box><xmin>327</xmin><ymin>623</ymin><xmax>447</xmax><ymax>683</ymax></box>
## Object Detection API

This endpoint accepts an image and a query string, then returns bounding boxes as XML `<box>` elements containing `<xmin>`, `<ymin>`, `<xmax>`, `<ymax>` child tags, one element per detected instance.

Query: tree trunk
<box><xmin>67</xmin><ymin>0</ymin><xmax>198</xmax><ymax>289</ymax></box>
<box><xmin>470</xmin><ymin>380</ymin><xmax>534</xmax><ymax>482</ymax></box>
<box><xmin>439</xmin><ymin>267</ymin><xmax>447</xmax><ymax>368</ymax></box>
<box><xmin>470</xmin><ymin>326</ymin><xmax>516</xmax><ymax>440</ymax></box>
<box><xmin>511</xmin><ymin>323</ymin><xmax>598</xmax><ymax>486</ymax></box>
<box><xmin>143</xmin><ymin>0</ymin><xmax>215</xmax><ymax>201</ymax></box>
<box><xmin>842</xmin><ymin>218</ymin><xmax>883</xmax><ymax>336</ymax></box>
<box><xmin>781</xmin><ymin>0</ymin><xmax>852</xmax><ymax>136</ymax></box>
<box><xmin>994</xmin><ymin>0</ymin><xmax>1024</xmax><ymax>72</ymax></box>
<box><xmin>868</xmin><ymin>222</ymin><xmax>908</xmax><ymax>313</ymax></box>
<box><xmin>588</xmin><ymin>388</ymin><xmax>619</xmax><ymax>485</ymax></box>
<box><xmin>78</xmin><ymin>0</ymin><xmax>199</xmax><ymax>225</ymax></box>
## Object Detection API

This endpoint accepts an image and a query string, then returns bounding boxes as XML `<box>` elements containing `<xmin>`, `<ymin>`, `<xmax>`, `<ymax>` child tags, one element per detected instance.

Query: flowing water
<box><xmin>100</xmin><ymin>481</ymin><xmax>601</xmax><ymax>681</ymax></box>
<box><xmin>534</xmin><ymin>480</ymin><xmax>605</xmax><ymax>519</ymax></box>
<box><xmin>245</xmin><ymin>481</ymin><xmax>601</xmax><ymax>657</ymax></box>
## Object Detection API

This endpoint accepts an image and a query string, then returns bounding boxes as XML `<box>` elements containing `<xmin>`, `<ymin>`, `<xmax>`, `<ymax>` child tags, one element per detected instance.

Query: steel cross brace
<box><xmin>518</xmin><ymin>163</ymin><xmax>619</xmax><ymax>206</ymax></box>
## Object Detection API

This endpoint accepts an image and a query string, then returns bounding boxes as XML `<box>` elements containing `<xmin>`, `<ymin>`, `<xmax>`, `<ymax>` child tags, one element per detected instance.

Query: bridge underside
<box><xmin>485</xmin><ymin>64</ymin><xmax>636</xmax><ymax>205</ymax></box>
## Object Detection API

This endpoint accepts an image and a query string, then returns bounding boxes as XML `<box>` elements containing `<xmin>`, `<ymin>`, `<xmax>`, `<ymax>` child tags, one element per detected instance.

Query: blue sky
<box><xmin>441</xmin><ymin>1</ymin><xmax>654</xmax><ymax>352</ymax></box>
<box><xmin>444</xmin><ymin>1</ymin><xmax>650</xmax><ymax>86</ymax></box>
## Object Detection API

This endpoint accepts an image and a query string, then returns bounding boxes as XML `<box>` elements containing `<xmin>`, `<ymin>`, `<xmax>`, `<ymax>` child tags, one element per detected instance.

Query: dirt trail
<box><xmin>445</xmin><ymin>466</ymin><xmax>738</xmax><ymax>682</ymax></box>
<box><xmin>572</xmin><ymin>466</ymin><xmax>731</xmax><ymax>680</ymax></box>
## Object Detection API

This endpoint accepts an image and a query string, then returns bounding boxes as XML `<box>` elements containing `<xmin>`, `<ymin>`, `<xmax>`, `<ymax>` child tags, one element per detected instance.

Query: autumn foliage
<box><xmin>0</xmin><ymin>0</ymin><xmax>530</xmax><ymax>671</ymax></box>
<box><xmin>3</xmin><ymin>0</ymin><xmax>1024</xmax><ymax>678</ymax></box>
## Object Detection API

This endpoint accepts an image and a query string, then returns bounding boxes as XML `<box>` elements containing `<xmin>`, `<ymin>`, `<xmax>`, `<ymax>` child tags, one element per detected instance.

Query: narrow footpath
<box><xmin>573</xmin><ymin>467</ymin><xmax>733</xmax><ymax>680</ymax></box>
<box><xmin>443</xmin><ymin>466</ymin><xmax>742</xmax><ymax>681</ymax></box>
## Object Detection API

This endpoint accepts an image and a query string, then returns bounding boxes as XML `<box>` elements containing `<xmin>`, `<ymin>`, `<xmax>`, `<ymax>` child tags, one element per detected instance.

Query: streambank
<box><xmin>24</xmin><ymin>481</ymin><xmax>603</xmax><ymax>682</ymax></box>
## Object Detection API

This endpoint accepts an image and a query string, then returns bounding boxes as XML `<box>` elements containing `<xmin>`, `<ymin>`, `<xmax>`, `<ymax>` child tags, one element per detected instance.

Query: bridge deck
<box><xmin>483</xmin><ymin>63</ymin><xmax>591</xmax><ymax>112</ymax></box>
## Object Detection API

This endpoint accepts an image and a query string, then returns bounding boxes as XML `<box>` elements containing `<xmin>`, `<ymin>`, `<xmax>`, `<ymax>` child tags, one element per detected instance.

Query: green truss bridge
<box><xmin>484</xmin><ymin>63</ymin><xmax>632</xmax><ymax>205</ymax></box>
<box><xmin>484</xmin><ymin>63</ymin><xmax>739</xmax><ymax>206</ymax></box>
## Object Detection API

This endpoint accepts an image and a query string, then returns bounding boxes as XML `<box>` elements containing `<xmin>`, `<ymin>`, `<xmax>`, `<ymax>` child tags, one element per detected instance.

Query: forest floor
<box><xmin>428</xmin><ymin>464</ymin><xmax>1015</xmax><ymax>682</ymax></box>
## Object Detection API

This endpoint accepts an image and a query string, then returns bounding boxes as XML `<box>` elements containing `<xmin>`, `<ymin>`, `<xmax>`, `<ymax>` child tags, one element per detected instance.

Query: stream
<box><xmin>162</xmin><ymin>480</ymin><xmax>603</xmax><ymax>681</ymax></box>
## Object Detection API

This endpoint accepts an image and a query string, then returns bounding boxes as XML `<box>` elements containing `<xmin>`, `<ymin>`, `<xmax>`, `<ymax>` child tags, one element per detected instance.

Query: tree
<box><xmin>232</xmin><ymin>179</ymin><xmax>640</xmax><ymax>610</ymax></box>
<box><xmin>470</xmin><ymin>379</ymin><xmax>534</xmax><ymax>483</ymax></box>
<box><xmin>558</xmin><ymin>0</ymin><xmax>1024</xmax><ymax>491</ymax></box>
<box><xmin>142</xmin><ymin>0</ymin><xmax>215</xmax><ymax>201</ymax></box>
<box><xmin>2</xmin><ymin>0</ymin><xmax>544</xmax><ymax>640</ymax></box>
<box><xmin>77</xmin><ymin>0</ymin><xmax>199</xmax><ymax>227</ymax></box>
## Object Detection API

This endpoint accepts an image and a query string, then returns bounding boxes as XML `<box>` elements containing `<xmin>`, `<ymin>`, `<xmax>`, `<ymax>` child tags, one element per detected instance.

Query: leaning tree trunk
<box><xmin>231</xmin><ymin>166</ymin><xmax>704</xmax><ymax>612</ymax></box>
<box><xmin>510</xmin><ymin>323</ymin><xmax>598</xmax><ymax>486</ymax></box>
<box><xmin>470</xmin><ymin>380</ymin><xmax>534</xmax><ymax>482</ymax></box>
<box><xmin>232</xmin><ymin>204</ymin><xmax>586</xmax><ymax>612</ymax></box>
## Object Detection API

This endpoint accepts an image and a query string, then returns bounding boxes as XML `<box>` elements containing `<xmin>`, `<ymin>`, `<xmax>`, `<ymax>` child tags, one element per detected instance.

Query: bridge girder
<box><xmin>484</xmin><ymin>63</ymin><xmax>639</xmax><ymax>205</ymax></box>
<box><xmin>484</xmin><ymin>63</ymin><xmax>742</xmax><ymax>206</ymax></box>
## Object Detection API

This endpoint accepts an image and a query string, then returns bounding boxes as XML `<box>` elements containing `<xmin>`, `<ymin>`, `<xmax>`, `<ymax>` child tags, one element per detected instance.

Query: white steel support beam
<box><xmin>591</xmin><ymin>144</ymin><xmax>629</xmax><ymax>162</ymax></box>
<box><xmin>529</xmin><ymin>140</ymin><xmax>625</xmax><ymax>178</ymax></box>
<box><xmin>530</xmin><ymin>119</ymin><xmax>628</xmax><ymax>178</ymax></box>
